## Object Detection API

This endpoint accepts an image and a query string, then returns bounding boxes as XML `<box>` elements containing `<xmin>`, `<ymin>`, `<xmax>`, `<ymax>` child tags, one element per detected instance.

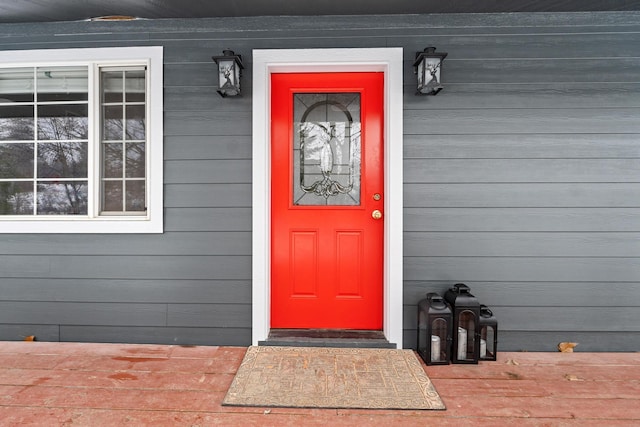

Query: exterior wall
<box><xmin>0</xmin><ymin>12</ymin><xmax>638</xmax><ymax>350</ymax></box>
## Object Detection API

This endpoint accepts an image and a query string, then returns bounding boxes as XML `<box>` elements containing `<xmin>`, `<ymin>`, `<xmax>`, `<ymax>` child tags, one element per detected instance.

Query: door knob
<box><xmin>372</xmin><ymin>210</ymin><xmax>382</xmax><ymax>220</ymax></box>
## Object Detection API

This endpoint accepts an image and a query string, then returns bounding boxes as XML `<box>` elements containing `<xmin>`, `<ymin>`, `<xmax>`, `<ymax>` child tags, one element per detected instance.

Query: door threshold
<box><xmin>258</xmin><ymin>329</ymin><xmax>396</xmax><ymax>349</ymax></box>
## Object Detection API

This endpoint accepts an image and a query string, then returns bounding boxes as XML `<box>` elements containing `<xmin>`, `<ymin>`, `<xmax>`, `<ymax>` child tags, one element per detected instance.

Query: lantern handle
<box><xmin>452</xmin><ymin>283</ymin><xmax>471</xmax><ymax>294</ymax></box>
<box><xmin>480</xmin><ymin>305</ymin><xmax>493</xmax><ymax>317</ymax></box>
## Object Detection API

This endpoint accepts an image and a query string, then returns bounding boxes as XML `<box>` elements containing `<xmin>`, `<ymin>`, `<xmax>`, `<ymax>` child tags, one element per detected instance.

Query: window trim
<box><xmin>0</xmin><ymin>46</ymin><xmax>163</xmax><ymax>233</ymax></box>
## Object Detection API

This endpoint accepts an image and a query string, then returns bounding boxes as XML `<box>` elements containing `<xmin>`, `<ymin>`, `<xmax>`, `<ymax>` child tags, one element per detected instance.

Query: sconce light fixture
<box><xmin>414</xmin><ymin>47</ymin><xmax>448</xmax><ymax>95</ymax></box>
<box><xmin>212</xmin><ymin>49</ymin><xmax>244</xmax><ymax>97</ymax></box>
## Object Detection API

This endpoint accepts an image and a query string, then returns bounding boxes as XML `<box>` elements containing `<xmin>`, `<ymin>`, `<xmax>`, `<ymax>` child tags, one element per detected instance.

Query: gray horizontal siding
<box><xmin>404</xmin><ymin>134</ymin><xmax>640</xmax><ymax>159</ymax></box>
<box><xmin>405</xmin><ymin>232</ymin><xmax>640</xmax><ymax>257</ymax></box>
<box><xmin>0</xmin><ymin>302</ymin><xmax>166</xmax><ymax>326</ymax></box>
<box><xmin>405</xmin><ymin>257</ymin><xmax>640</xmax><ymax>282</ymax></box>
<box><xmin>0</xmin><ymin>233</ymin><xmax>251</xmax><ymax>255</ymax></box>
<box><xmin>405</xmin><ymin>184</ymin><xmax>640</xmax><ymax>207</ymax></box>
<box><xmin>405</xmin><ymin>159</ymin><xmax>640</xmax><ymax>183</ymax></box>
<box><xmin>405</xmin><ymin>208</ymin><xmax>640</xmax><ymax>231</ymax></box>
<box><xmin>0</xmin><ymin>11</ymin><xmax>638</xmax><ymax>351</ymax></box>
<box><xmin>0</xmin><ymin>279</ymin><xmax>250</xmax><ymax>304</ymax></box>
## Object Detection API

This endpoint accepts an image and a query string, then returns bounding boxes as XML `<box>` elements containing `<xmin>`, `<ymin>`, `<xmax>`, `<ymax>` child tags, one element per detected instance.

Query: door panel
<box><xmin>271</xmin><ymin>72</ymin><xmax>384</xmax><ymax>329</ymax></box>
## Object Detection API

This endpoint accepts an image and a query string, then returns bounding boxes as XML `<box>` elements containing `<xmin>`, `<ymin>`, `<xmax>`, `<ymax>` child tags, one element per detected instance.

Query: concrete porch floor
<box><xmin>0</xmin><ymin>342</ymin><xmax>639</xmax><ymax>426</ymax></box>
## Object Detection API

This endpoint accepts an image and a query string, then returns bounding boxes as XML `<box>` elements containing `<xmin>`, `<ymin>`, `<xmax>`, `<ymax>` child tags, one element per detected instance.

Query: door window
<box><xmin>293</xmin><ymin>93</ymin><xmax>361</xmax><ymax>206</ymax></box>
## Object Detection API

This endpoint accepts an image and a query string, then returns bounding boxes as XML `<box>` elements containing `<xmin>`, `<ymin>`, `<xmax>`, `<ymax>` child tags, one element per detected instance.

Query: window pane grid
<box><xmin>99</xmin><ymin>68</ymin><xmax>147</xmax><ymax>214</ymax></box>
<box><xmin>0</xmin><ymin>66</ymin><xmax>90</xmax><ymax>215</ymax></box>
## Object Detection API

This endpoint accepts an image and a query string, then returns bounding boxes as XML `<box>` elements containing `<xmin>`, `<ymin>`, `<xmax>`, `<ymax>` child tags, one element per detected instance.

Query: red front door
<box><xmin>270</xmin><ymin>72</ymin><xmax>384</xmax><ymax>329</ymax></box>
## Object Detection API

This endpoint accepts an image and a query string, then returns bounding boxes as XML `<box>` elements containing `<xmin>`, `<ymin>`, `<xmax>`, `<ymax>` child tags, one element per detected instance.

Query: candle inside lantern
<box><xmin>457</xmin><ymin>327</ymin><xmax>467</xmax><ymax>360</ymax></box>
<box><xmin>480</xmin><ymin>338</ymin><xmax>487</xmax><ymax>359</ymax></box>
<box><xmin>430</xmin><ymin>335</ymin><xmax>441</xmax><ymax>362</ymax></box>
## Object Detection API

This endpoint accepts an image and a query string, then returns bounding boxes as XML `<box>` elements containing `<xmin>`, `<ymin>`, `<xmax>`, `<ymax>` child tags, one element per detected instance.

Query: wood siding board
<box><xmin>404</xmin><ymin>108</ymin><xmax>640</xmax><ymax>135</ymax></box>
<box><xmin>403</xmin><ymin>84</ymin><xmax>640</xmax><ymax>110</ymax></box>
<box><xmin>165</xmin><ymin>111</ymin><xmax>252</xmax><ymax>137</ymax></box>
<box><xmin>165</xmin><ymin>160</ymin><xmax>251</xmax><ymax>184</ymax></box>
<box><xmin>404</xmin><ymin>257</ymin><xmax>640</xmax><ymax>282</ymax></box>
<box><xmin>45</xmin><ymin>256</ymin><xmax>252</xmax><ymax>281</ymax></box>
<box><xmin>405</xmin><ymin>159</ymin><xmax>640</xmax><ymax>183</ymax></box>
<box><xmin>405</xmin><ymin>232</ymin><xmax>640</xmax><ymax>257</ymax></box>
<box><xmin>0</xmin><ymin>279</ymin><xmax>251</xmax><ymax>304</ymax></box>
<box><xmin>404</xmin><ymin>134</ymin><xmax>640</xmax><ymax>159</ymax></box>
<box><xmin>164</xmin><ymin>208</ymin><xmax>251</xmax><ymax>232</ymax></box>
<box><xmin>164</xmin><ymin>136</ymin><xmax>252</xmax><ymax>161</ymax></box>
<box><xmin>0</xmin><ymin>325</ymin><xmax>60</xmax><ymax>342</ymax></box>
<box><xmin>167</xmin><ymin>304</ymin><xmax>251</xmax><ymax>328</ymax></box>
<box><xmin>404</xmin><ymin>184</ymin><xmax>640</xmax><ymax>208</ymax></box>
<box><xmin>165</xmin><ymin>184</ymin><xmax>251</xmax><ymax>208</ymax></box>
<box><xmin>164</xmin><ymin>88</ymin><xmax>253</xmax><ymax>112</ymax></box>
<box><xmin>404</xmin><ymin>208</ymin><xmax>640</xmax><ymax>232</ymax></box>
<box><xmin>0</xmin><ymin>302</ymin><xmax>167</xmax><ymax>327</ymax></box>
<box><xmin>0</xmin><ymin>232</ymin><xmax>250</xmax><ymax>256</ymax></box>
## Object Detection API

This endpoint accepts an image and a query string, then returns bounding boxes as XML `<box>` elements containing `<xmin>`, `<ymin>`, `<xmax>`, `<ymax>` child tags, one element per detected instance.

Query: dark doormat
<box><xmin>222</xmin><ymin>346</ymin><xmax>446</xmax><ymax>410</ymax></box>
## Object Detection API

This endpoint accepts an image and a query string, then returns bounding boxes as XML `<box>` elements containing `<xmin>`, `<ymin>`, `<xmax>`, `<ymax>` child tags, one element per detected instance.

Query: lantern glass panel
<box><xmin>431</xmin><ymin>317</ymin><xmax>447</xmax><ymax>363</ymax></box>
<box><xmin>424</xmin><ymin>58</ymin><xmax>442</xmax><ymax>87</ymax></box>
<box><xmin>416</xmin><ymin>59</ymin><xmax>426</xmax><ymax>90</ymax></box>
<box><xmin>457</xmin><ymin>310</ymin><xmax>477</xmax><ymax>361</ymax></box>
<box><xmin>218</xmin><ymin>59</ymin><xmax>239</xmax><ymax>95</ymax></box>
<box><xmin>481</xmin><ymin>325</ymin><xmax>496</xmax><ymax>359</ymax></box>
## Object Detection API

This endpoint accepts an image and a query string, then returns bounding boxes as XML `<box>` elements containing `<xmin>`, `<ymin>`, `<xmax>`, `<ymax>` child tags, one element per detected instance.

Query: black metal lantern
<box><xmin>479</xmin><ymin>305</ymin><xmax>498</xmax><ymax>361</ymax></box>
<box><xmin>417</xmin><ymin>293</ymin><xmax>452</xmax><ymax>365</ymax></box>
<box><xmin>413</xmin><ymin>47</ymin><xmax>448</xmax><ymax>95</ymax></box>
<box><xmin>444</xmin><ymin>283</ymin><xmax>481</xmax><ymax>364</ymax></box>
<box><xmin>212</xmin><ymin>49</ymin><xmax>244</xmax><ymax>97</ymax></box>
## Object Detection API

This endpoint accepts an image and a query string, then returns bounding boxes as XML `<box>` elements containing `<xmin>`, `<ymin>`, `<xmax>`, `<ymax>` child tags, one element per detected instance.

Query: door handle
<box><xmin>372</xmin><ymin>210</ymin><xmax>382</xmax><ymax>220</ymax></box>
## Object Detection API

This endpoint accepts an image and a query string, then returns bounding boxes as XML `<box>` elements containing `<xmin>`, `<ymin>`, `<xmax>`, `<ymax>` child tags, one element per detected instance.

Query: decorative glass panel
<box><xmin>293</xmin><ymin>93</ymin><xmax>361</xmax><ymax>206</ymax></box>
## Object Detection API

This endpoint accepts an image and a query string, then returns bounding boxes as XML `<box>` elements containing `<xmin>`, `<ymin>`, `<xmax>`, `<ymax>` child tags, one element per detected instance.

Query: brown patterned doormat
<box><xmin>222</xmin><ymin>346</ymin><xmax>445</xmax><ymax>410</ymax></box>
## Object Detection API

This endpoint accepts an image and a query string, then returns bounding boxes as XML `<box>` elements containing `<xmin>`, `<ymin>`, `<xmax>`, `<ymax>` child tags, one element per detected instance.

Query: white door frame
<box><xmin>251</xmin><ymin>48</ymin><xmax>404</xmax><ymax>348</ymax></box>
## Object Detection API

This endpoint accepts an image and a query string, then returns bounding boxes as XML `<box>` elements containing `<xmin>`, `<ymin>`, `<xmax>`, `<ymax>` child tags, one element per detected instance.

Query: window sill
<box><xmin>0</xmin><ymin>216</ymin><xmax>163</xmax><ymax>234</ymax></box>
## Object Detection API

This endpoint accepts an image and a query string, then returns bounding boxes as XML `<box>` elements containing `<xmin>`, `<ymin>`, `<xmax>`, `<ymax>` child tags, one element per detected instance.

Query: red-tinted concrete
<box><xmin>1</xmin><ymin>342</ymin><xmax>639</xmax><ymax>426</ymax></box>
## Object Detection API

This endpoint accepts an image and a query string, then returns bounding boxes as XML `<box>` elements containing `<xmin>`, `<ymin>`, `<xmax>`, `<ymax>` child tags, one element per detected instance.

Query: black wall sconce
<box><xmin>212</xmin><ymin>49</ymin><xmax>244</xmax><ymax>97</ymax></box>
<box><xmin>414</xmin><ymin>47</ymin><xmax>448</xmax><ymax>95</ymax></box>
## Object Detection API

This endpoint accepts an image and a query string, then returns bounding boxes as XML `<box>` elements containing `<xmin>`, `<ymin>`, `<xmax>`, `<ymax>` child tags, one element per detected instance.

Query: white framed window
<box><xmin>0</xmin><ymin>46</ymin><xmax>163</xmax><ymax>233</ymax></box>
